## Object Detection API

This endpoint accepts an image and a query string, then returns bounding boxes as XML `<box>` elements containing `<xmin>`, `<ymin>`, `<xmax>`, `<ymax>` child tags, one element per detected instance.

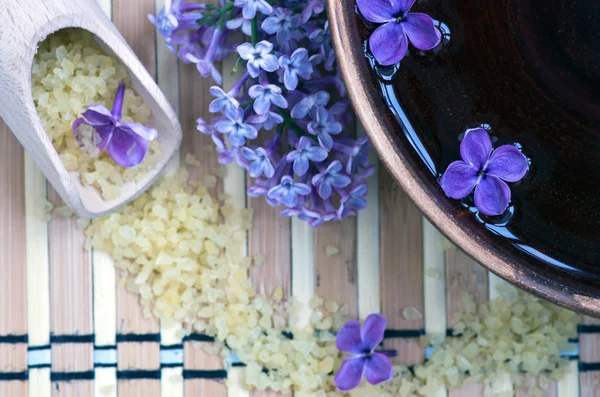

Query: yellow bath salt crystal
<box><xmin>325</xmin><ymin>245</ymin><xmax>339</xmax><ymax>257</ymax></box>
<box><xmin>32</xmin><ymin>29</ymin><xmax>161</xmax><ymax>201</ymax></box>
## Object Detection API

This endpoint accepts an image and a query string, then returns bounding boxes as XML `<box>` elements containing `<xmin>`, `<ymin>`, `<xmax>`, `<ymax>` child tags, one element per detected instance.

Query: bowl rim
<box><xmin>327</xmin><ymin>0</ymin><xmax>600</xmax><ymax>316</ymax></box>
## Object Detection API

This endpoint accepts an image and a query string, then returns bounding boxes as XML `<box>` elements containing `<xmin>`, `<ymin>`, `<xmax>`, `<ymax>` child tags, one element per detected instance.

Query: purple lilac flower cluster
<box><xmin>149</xmin><ymin>0</ymin><xmax>375</xmax><ymax>226</ymax></box>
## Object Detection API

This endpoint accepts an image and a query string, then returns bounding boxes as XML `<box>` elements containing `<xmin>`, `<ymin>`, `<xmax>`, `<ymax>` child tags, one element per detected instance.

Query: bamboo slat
<box><xmin>445</xmin><ymin>249</ymin><xmax>487</xmax><ymax>397</ymax></box>
<box><xmin>356</xmin><ymin>128</ymin><xmax>380</xmax><ymax>319</ymax></box>
<box><xmin>580</xmin><ymin>315</ymin><xmax>600</xmax><ymax>397</ymax></box>
<box><xmin>380</xmin><ymin>169</ymin><xmax>424</xmax><ymax>366</ymax></box>
<box><xmin>111</xmin><ymin>1</ymin><xmax>161</xmax><ymax>395</ymax></box>
<box><xmin>0</xmin><ymin>121</ymin><xmax>28</xmax><ymax>397</ymax></box>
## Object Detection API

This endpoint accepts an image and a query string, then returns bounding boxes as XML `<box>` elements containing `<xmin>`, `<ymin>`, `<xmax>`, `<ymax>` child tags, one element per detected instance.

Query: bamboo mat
<box><xmin>0</xmin><ymin>0</ymin><xmax>598</xmax><ymax>396</ymax></box>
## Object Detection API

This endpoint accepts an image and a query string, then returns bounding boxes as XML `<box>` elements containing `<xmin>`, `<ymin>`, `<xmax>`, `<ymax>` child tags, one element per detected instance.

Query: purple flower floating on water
<box><xmin>440</xmin><ymin>128</ymin><xmax>528</xmax><ymax>216</ymax></box>
<box><xmin>72</xmin><ymin>83</ymin><xmax>157</xmax><ymax>168</ymax></box>
<box><xmin>357</xmin><ymin>0</ymin><xmax>442</xmax><ymax>65</ymax></box>
<box><xmin>335</xmin><ymin>314</ymin><xmax>393</xmax><ymax>391</ymax></box>
<box><xmin>150</xmin><ymin>0</ymin><xmax>376</xmax><ymax>225</ymax></box>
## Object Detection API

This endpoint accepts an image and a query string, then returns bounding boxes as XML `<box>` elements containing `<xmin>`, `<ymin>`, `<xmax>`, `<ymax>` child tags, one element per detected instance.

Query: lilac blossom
<box><xmin>287</xmin><ymin>137</ymin><xmax>328</xmax><ymax>176</ymax></box>
<box><xmin>248</xmin><ymin>84</ymin><xmax>288</xmax><ymax>114</ymax></box>
<box><xmin>440</xmin><ymin>128</ymin><xmax>528</xmax><ymax>216</ymax></box>
<box><xmin>215</xmin><ymin>108</ymin><xmax>258</xmax><ymax>146</ymax></box>
<box><xmin>150</xmin><ymin>0</ymin><xmax>376</xmax><ymax>225</ymax></box>
<box><xmin>279</xmin><ymin>48</ymin><xmax>314</xmax><ymax>90</ymax></box>
<box><xmin>312</xmin><ymin>161</ymin><xmax>352</xmax><ymax>199</ymax></box>
<box><xmin>234</xmin><ymin>0</ymin><xmax>273</xmax><ymax>19</ymax></box>
<box><xmin>307</xmin><ymin>106</ymin><xmax>342</xmax><ymax>150</ymax></box>
<box><xmin>335</xmin><ymin>314</ymin><xmax>394</xmax><ymax>391</ymax></box>
<box><xmin>237</xmin><ymin>41</ymin><xmax>279</xmax><ymax>78</ymax></box>
<box><xmin>261</xmin><ymin>8</ymin><xmax>301</xmax><ymax>44</ymax></box>
<box><xmin>357</xmin><ymin>0</ymin><xmax>442</xmax><ymax>65</ymax></box>
<box><xmin>72</xmin><ymin>83</ymin><xmax>157</xmax><ymax>168</ymax></box>
<box><xmin>268</xmin><ymin>176</ymin><xmax>311</xmax><ymax>207</ymax></box>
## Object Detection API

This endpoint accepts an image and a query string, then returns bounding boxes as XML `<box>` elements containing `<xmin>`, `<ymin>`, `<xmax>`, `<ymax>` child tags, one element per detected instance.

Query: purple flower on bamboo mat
<box><xmin>234</xmin><ymin>0</ymin><xmax>273</xmax><ymax>19</ymax></box>
<box><xmin>237</xmin><ymin>41</ymin><xmax>280</xmax><ymax>78</ymax></box>
<box><xmin>356</xmin><ymin>0</ymin><xmax>441</xmax><ymax>65</ymax></box>
<box><xmin>440</xmin><ymin>128</ymin><xmax>528</xmax><ymax>216</ymax></box>
<box><xmin>335</xmin><ymin>314</ymin><xmax>393</xmax><ymax>391</ymax></box>
<box><xmin>72</xmin><ymin>83</ymin><xmax>157</xmax><ymax>168</ymax></box>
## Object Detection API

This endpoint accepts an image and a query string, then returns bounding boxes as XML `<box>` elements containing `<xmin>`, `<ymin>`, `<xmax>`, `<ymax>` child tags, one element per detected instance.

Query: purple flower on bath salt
<box><xmin>72</xmin><ymin>83</ymin><xmax>157</xmax><ymax>168</ymax></box>
<box><xmin>248</xmin><ymin>84</ymin><xmax>288</xmax><ymax>115</ymax></box>
<box><xmin>307</xmin><ymin>106</ymin><xmax>342</xmax><ymax>150</ymax></box>
<box><xmin>234</xmin><ymin>0</ymin><xmax>273</xmax><ymax>19</ymax></box>
<box><xmin>237</xmin><ymin>41</ymin><xmax>280</xmax><ymax>78</ymax></box>
<box><xmin>357</xmin><ymin>0</ymin><xmax>442</xmax><ymax>65</ymax></box>
<box><xmin>279</xmin><ymin>48</ymin><xmax>314</xmax><ymax>90</ymax></box>
<box><xmin>440</xmin><ymin>128</ymin><xmax>528</xmax><ymax>216</ymax></box>
<box><xmin>287</xmin><ymin>137</ymin><xmax>328</xmax><ymax>176</ymax></box>
<box><xmin>312</xmin><ymin>160</ymin><xmax>351</xmax><ymax>199</ymax></box>
<box><xmin>267</xmin><ymin>175</ymin><xmax>311</xmax><ymax>207</ymax></box>
<box><xmin>242</xmin><ymin>147</ymin><xmax>275</xmax><ymax>178</ymax></box>
<box><xmin>335</xmin><ymin>314</ymin><xmax>393</xmax><ymax>391</ymax></box>
<box><xmin>215</xmin><ymin>108</ymin><xmax>258</xmax><ymax>147</ymax></box>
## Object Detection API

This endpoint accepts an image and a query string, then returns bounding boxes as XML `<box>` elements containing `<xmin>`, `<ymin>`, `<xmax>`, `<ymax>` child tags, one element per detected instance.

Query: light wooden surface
<box><xmin>0</xmin><ymin>1</ymin><xmax>593</xmax><ymax>397</ymax></box>
<box><xmin>0</xmin><ymin>0</ymin><xmax>181</xmax><ymax>218</ymax></box>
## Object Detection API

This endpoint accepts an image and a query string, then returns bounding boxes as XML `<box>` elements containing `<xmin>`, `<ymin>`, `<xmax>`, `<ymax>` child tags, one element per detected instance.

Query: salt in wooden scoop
<box><xmin>0</xmin><ymin>0</ymin><xmax>182</xmax><ymax>218</ymax></box>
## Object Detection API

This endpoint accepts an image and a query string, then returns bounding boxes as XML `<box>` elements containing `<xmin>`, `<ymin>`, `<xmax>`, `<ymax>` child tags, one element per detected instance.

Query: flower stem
<box><xmin>112</xmin><ymin>82</ymin><xmax>126</xmax><ymax>122</ymax></box>
<box><xmin>251</xmin><ymin>17</ymin><xmax>259</xmax><ymax>45</ymax></box>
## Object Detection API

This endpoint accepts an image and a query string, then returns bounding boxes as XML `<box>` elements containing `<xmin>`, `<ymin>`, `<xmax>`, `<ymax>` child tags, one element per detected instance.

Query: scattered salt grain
<box><xmin>402</xmin><ymin>306</ymin><xmax>423</xmax><ymax>321</ymax></box>
<box><xmin>425</xmin><ymin>268</ymin><xmax>441</xmax><ymax>279</ymax></box>
<box><xmin>325</xmin><ymin>245</ymin><xmax>339</xmax><ymax>257</ymax></box>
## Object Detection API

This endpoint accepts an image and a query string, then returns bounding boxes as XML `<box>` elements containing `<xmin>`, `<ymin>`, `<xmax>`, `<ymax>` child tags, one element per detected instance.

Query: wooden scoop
<box><xmin>0</xmin><ymin>0</ymin><xmax>182</xmax><ymax>218</ymax></box>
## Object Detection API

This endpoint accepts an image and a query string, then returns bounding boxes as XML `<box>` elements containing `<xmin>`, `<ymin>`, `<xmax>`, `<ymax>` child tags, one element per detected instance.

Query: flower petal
<box><xmin>474</xmin><ymin>176</ymin><xmax>511</xmax><ymax>216</ymax></box>
<box><xmin>402</xmin><ymin>13</ymin><xmax>441</xmax><ymax>51</ymax></box>
<box><xmin>253</xmin><ymin>95</ymin><xmax>271</xmax><ymax>115</ymax></box>
<box><xmin>356</xmin><ymin>0</ymin><xmax>401</xmax><ymax>23</ymax></box>
<box><xmin>293</xmin><ymin>156</ymin><xmax>309</xmax><ymax>176</ymax></box>
<box><xmin>334</xmin><ymin>357</ymin><xmax>367</xmax><ymax>392</ymax></box>
<box><xmin>82</xmin><ymin>105</ymin><xmax>115</xmax><ymax>125</ymax></box>
<box><xmin>460</xmin><ymin>128</ymin><xmax>492</xmax><ymax>168</ymax></box>
<box><xmin>120</xmin><ymin>123</ymin><xmax>158</xmax><ymax>141</ymax></box>
<box><xmin>369</xmin><ymin>22</ymin><xmax>408</xmax><ymax>66</ymax></box>
<box><xmin>336</xmin><ymin>320</ymin><xmax>363</xmax><ymax>354</ymax></box>
<box><xmin>107</xmin><ymin>127</ymin><xmax>150</xmax><ymax>168</ymax></box>
<box><xmin>487</xmin><ymin>145</ymin><xmax>528</xmax><ymax>182</ymax></box>
<box><xmin>440</xmin><ymin>161</ymin><xmax>479</xmax><ymax>199</ymax></box>
<box><xmin>360</xmin><ymin>314</ymin><xmax>387</xmax><ymax>350</ymax></box>
<box><xmin>364</xmin><ymin>353</ymin><xmax>393</xmax><ymax>386</ymax></box>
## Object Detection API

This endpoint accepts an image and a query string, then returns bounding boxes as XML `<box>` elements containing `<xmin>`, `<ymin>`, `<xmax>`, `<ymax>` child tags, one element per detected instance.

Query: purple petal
<box><xmin>119</xmin><ymin>123</ymin><xmax>157</xmax><ymax>141</ymax></box>
<box><xmin>81</xmin><ymin>105</ymin><xmax>115</xmax><ymax>125</ymax></box>
<box><xmin>356</xmin><ymin>0</ymin><xmax>399</xmax><ymax>23</ymax></box>
<box><xmin>369</xmin><ymin>22</ymin><xmax>408</xmax><ymax>66</ymax></box>
<box><xmin>253</xmin><ymin>96</ymin><xmax>271</xmax><ymax>115</ymax></box>
<box><xmin>335</xmin><ymin>357</ymin><xmax>367</xmax><ymax>392</ymax></box>
<box><xmin>402</xmin><ymin>13</ymin><xmax>442</xmax><ymax>51</ymax></box>
<box><xmin>260</xmin><ymin>55</ymin><xmax>280</xmax><ymax>72</ymax></box>
<box><xmin>474</xmin><ymin>176</ymin><xmax>511</xmax><ymax>216</ymax></box>
<box><xmin>293</xmin><ymin>157</ymin><xmax>309</xmax><ymax>176</ymax></box>
<box><xmin>284</xmin><ymin>70</ymin><xmax>299</xmax><ymax>91</ymax></box>
<box><xmin>336</xmin><ymin>320</ymin><xmax>363</xmax><ymax>354</ymax></box>
<box><xmin>487</xmin><ymin>145</ymin><xmax>528</xmax><ymax>182</ymax></box>
<box><xmin>460</xmin><ymin>128</ymin><xmax>492</xmax><ymax>168</ymax></box>
<box><xmin>360</xmin><ymin>314</ymin><xmax>387</xmax><ymax>350</ymax></box>
<box><xmin>440</xmin><ymin>161</ymin><xmax>479</xmax><ymax>199</ymax></box>
<box><xmin>248</xmin><ymin>161</ymin><xmax>263</xmax><ymax>178</ymax></box>
<box><xmin>107</xmin><ymin>127</ymin><xmax>149</xmax><ymax>168</ymax></box>
<box><xmin>364</xmin><ymin>352</ymin><xmax>393</xmax><ymax>386</ymax></box>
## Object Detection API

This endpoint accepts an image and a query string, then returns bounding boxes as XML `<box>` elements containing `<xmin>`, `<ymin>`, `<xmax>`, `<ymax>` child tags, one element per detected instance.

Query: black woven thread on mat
<box><xmin>117</xmin><ymin>370</ymin><xmax>161</xmax><ymax>379</ymax></box>
<box><xmin>0</xmin><ymin>372</ymin><xmax>28</xmax><ymax>381</ymax></box>
<box><xmin>116</xmin><ymin>333</ymin><xmax>161</xmax><ymax>343</ymax></box>
<box><xmin>578</xmin><ymin>324</ymin><xmax>600</xmax><ymax>334</ymax></box>
<box><xmin>183</xmin><ymin>333</ymin><xmax>215</xmax><ymax>342</ymax></box>
<box><xmin>50</xmin><ymin>334</ymin><xmax>94</xmax><ymax>343</ymax></box>
<box><xmin>51</xmin><ymin>371</ymin><xmax>95</xmax><ymax>381</ymax></box>
<box><xmin>0</xmin><ymin>335</ymin><xmax>28</xmax><ymax>344</ymax></box>
<box><xmin>579</xmin><ymin>362</ymin><xmax>600</xmax><ymax>372</ymax></box>
<box><xmin>384</xmin><ymin>329</ymin><xmax>425</xmax><ymax>338</ymax></box>
<box><xmin>183</xmin><ymin>370</ymin><xmax>228</xmax><ymax>379</ymax></box>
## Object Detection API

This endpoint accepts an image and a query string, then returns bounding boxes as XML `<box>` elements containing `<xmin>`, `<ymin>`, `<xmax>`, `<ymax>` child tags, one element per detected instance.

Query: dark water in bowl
<box><xmin>360</xmin><ymin>1</ymin><xmax>600</xmax><ymax>277</ymax></box>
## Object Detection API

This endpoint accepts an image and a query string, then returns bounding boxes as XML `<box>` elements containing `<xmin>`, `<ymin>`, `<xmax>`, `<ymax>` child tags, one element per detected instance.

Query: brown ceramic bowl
<box><xmin>328</xmin><ymin>0</ymin><xmax>600</xmax><ymax>316</ymax></box>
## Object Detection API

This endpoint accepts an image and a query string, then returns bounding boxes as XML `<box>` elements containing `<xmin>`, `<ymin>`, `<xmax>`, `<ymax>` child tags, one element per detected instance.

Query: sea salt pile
<box><xmin>32</xmin><ymin>29</ymin><xmax>161</xmax><ymax>200</ymax></box>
